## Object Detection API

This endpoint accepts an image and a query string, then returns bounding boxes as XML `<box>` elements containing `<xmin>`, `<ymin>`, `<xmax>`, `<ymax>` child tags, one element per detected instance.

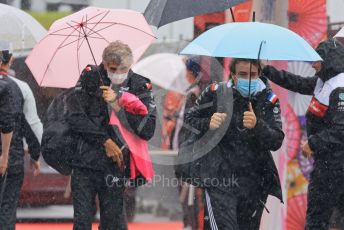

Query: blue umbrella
<box><xmin>181</xmin><ymin>22</ymin><xmax>322</xmax><ymax>61</ymax></box>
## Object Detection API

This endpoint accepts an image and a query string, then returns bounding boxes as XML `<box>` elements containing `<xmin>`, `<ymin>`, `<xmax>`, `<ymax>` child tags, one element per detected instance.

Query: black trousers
<box><xmin>203</xmin><ymin>177</ymin><xmax>266</xmax><ymax>230</ymax></box>
<box><xmin>71</xmin><ymin>167</ymin><xmax>126</xmax><ymax>230</ymax></box>
<box><xmin>0</xmin><ymin>167</ymin><xmax>24</xmax><ymax>230</ymax></box>
<box><xmin>305</xmin><ymin>165</ymin><xmax>344</xmax><ymax>230</ymax></box>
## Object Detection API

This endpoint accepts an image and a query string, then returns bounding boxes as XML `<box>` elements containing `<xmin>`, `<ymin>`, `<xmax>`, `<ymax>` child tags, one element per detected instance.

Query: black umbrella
<box><xmin>144</xmin><ymin>0</ymin><xmax>247</xmax><ymax>28</ymax></box>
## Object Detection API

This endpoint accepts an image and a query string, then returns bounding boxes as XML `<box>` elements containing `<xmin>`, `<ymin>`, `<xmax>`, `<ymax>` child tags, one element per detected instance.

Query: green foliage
<box><xmin>28</xmin><ymin>11</ymin><xmax>71</xmax><ymax>29</ymax></box>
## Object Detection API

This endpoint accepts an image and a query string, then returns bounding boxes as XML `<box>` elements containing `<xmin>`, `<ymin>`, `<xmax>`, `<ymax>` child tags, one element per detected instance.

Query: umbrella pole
<box><xmin>257</xmin><ymin>41</ymin><xmax>264</xmax><ymax>72</ymax></box>
<box><xmin>230</xmin><ymin>8</ymin><xmax>236</xmax><ymax>22</ymax></box>
<box><xmin>248</xmin><ymin>62</ymin><xmax>252</xmax><ymax>103</ymax></box>
<box><xmin>81</xmin><ymin>26</ymin><xmax>104</xmax><ymax>85</ymax></box>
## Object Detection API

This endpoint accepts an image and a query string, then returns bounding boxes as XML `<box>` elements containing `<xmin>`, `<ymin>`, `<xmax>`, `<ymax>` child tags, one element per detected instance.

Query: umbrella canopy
<box><xmin>288</xmin><ymin>0</ymin><xmax>327</xmax><ymax>48</ymax></box>
<box><xmin>0</xmin><ymin>3</ymin><xmax>46</xmax><ymax>55</ymax></box>
<box><xmin>132</xmin><ymin>53</ymin><xmax>189</xmax><ymax>94</ymax></box>
<box><xmin>144</xmin><ymin>0</ymin><xmax>247</xmax><ymax>28</ymax></box>
<box><xmin>283</xmin><ymin>104</ymin><xmax>302</xmax><ymax>160</ymax></box>
<box><xmin>25</xmin><ymin>7</ymin><xmax>156</xmax><ymax>88</ymax></box>
<box><xmin>287</xmin><ymin>194</ymin><xmax>307</xmax><ymax>230</ymax></box>
<box><xmin>335</xmin><ymin>27</ymin><xmax>344</xmax><ymax>38</ymax></box>
<box><xmin>181</xmin><ymin>22</ymin><xmax>322</xmax><ymax>61</ymax></box>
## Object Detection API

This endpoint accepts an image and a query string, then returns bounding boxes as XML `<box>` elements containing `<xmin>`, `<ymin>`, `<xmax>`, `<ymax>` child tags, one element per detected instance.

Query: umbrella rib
<box><xmin>83</xmin><ymin>24</ymin><xmax>110</xmax><ymax>43</ymax></box>
<box><xmin>39</xmin><ymin>26</ymin><xmax>81</xmax><ymax>86</ymax></box>
<box><xmin>76</xmin><ymin>24</ymin><xmax>83</xmax><ymax>77</ymax></box>
<box><xmin>49</xmin><ymin>20</ymin><xmax>86</xmax><ymax>39</ymax></box>
<box><xmin>85</xmin><ymin>9</ymin><xmax>110</xmax><ymax>37</ymax></box>
<box><xmin>54</xmin><ymin>21</ymin><xmax>89</xmax><ymax>49</ymax></box>
<box><xmin>71</xmin><ymin>10</ymin><xmax>108</xmax><ymax>29</ymax></box>
<box><xmin>48</xmin><ymin>34</ymin><xmax>85</xmax><ymax>37</ymax></box>
<box><xmin>49</xmin><ymin>10</ymin><xmax>108</xmax><ymax>35</ymax></box>
<box><xmin>87</xmin><ymin>22</ymin><xmax>156</xmax><ymax>39</ymax></box>
<box><xmin>56</xmin><ymin>31</ymin><xmax>106</xmax><ymax>50</ymax></box>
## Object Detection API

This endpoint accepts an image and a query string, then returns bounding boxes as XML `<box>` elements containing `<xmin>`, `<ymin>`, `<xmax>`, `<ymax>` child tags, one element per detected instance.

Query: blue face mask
<box><xmin>235</xmin><ymin>77</ymin><xmax>259</xmax><ymax>97</ymax></box>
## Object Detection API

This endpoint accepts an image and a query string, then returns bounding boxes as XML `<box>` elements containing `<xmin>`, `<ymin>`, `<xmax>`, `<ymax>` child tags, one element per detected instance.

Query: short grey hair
<box><xmin>102</xmin><ymin>41</ymin><xmax>133</xmax><ymax>66</ymax></box>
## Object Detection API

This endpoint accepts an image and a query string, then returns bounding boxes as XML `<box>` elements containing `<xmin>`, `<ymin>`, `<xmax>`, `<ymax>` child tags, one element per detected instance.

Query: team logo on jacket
<box><xmin>339</xmin><ymin>93</ymin><xmax>344</xmax><ymax>101</ymax></box>
<box><xmin>308</xmin><ymin>97</ymin><xmax>328</xmax><ymax>117</ymax></box>
<box><xmin>273</xmin><ymin>107</ymin><xmax>280</xmax><ymax>114</ymax></box>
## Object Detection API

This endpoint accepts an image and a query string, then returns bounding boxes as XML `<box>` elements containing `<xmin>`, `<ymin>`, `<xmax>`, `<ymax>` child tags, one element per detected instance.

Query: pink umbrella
<box><xmin>25</xmin><ymin>7</ymin><xmax>156</xmax><ymax>88</ymax></box>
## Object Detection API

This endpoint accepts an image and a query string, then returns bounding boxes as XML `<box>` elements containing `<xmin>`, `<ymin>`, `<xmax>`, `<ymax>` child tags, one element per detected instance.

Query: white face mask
<box><xmin>107</xmin><ymin>71</ymin><xmax>128</xmax><ymax>85</ymax></box>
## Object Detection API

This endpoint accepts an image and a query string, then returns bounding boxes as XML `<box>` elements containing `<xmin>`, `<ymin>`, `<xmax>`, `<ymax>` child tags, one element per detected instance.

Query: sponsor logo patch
<box><xmin>308</xmin><ymin>97</ymin><xmax>328</xmax><ymax>117</ymax></box>
<box><xmin>273</xmin><ymin>107</ymin><xmax>280</xmax><ymax>114</ymax></box>
<box><xmin>339</xmin><ymin>93</ymin><xmax>344</xmax><ymax>101</ymax></box>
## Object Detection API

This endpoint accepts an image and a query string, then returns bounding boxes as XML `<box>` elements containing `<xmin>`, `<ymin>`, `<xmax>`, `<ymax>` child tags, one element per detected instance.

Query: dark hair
<box><xmin>78</xmin><ymin>65</ymin><xmax>102</xmax><ymax>95</ymax></box>
<box><xmin>1</xmin><ymin>50</ymin><xmax>12</xmax><ymax>65</ymax></box>
<box><xmin>186</xmin><ymin>56</ymin><xmax>201</xmax><ymax>77</ymax></box>
<box><xmin>229</xmin><ymin>58</ymin><xmax>262</xmax><ymax>74</ymax></box>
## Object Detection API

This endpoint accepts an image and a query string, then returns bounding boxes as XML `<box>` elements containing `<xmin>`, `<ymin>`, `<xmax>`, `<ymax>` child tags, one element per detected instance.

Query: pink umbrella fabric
<box><xmin>119</xmin><ymin>92</ymin><xmax>148</xmax><ymax>116</ymax></box>
<box><xmin>112</xmin><ymin>91</ymin><xmax>153</xmax><ymax>180</ymax></box>
<box><xmin>25</xmin><ymin>7</ymin><xmax>155</xmax><ymax>88</ymax></box>
<box><xmin>110</xmin><ymin>112</ymin><xmax>154</xmax><ymax>181</ymax></box>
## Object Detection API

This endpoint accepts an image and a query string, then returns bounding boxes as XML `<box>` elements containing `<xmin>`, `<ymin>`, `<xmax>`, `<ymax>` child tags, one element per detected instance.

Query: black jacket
<box><xmin>176</xmin><ymin>86</ymin><xmax>199</xmax><ymax>147</ymax></box>
<box><xmin>262</xmin><ymin>39</ymin><xmax>344</xmax><ymax>167</ymax></box>
<box><xmin>0</xmin><ymin>73</ymin><xmax>41</xmax><ymax>172</ymax></box>
<box><xmin>66</xmin><ymin>65</ymin><xmax>156</xmax><ymax>171</ymax></box>
<box><xmin>184</xmin><ymin>80</ymin><xmax>284</xmax><ymax>201</ymax></box>
<box><xmin>0</xmin><ymin>76</ymin><xmax>14</xmax><ymax>133</ymax></box>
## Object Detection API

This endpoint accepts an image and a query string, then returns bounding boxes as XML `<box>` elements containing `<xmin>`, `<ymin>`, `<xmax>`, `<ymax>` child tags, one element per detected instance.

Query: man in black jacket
<box><xmin>0</xmin><ymin>52</ymin><xmax>41</xmax><ymax>229</ymax></box>
<box><xmin>185</xmin><ymin>58</ymin><xmax>284</xmax><ymax>230</ymax></box>
<box><xmin>67</xmin><ymin>41</ymin><xmax>156</xmax><ymax>230</ymax></box>
<box><xmin>262</xmin><ymin>39</ymin><xmax>344</xmax><ymax>230</ymax></box>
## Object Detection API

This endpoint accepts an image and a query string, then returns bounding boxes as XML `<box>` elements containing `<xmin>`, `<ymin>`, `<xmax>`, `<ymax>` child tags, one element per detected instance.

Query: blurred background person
<box><xmin>172</xmin><ymin>56</ymin><xmax>204</xmax><ymax>230</ymax></box>
<box><xmin>0</xmin><ymin>47</ymin><xmax>41</xmax><ymax>229</ymax></box>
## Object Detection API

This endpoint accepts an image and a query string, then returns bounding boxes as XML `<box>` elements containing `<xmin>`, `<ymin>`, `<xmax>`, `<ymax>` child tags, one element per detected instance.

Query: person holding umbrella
<box><xmin>184</xmin><ymin>58</ymin><xmax>284</xmax><ymax>230</ymax></box>
<box><xmin>0</xmin><ymin>48</ymin><xmax>41</xmax><ymax>228</ymax></box>
<box><xmin>99</xmin><ymin>41</ymin><xmax>156</xmax><ymax>141</ymax></box>
<box><xmin>67</xmin><ymin>41</ymin><xmax>155</xmax><ymax>230</ymax></box>
<box><xmin>262</xmin><ymin>38</ymin><xmax>344</xmax><ymax>230</ymax></box>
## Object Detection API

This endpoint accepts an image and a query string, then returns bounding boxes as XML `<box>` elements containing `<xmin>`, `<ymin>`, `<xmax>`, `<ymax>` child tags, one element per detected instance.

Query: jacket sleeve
<box><xmin>0</xmin><ymin>85</ymin><xmax>14</xmax><ymax>133</ymax></box>
<box><xmin>251</xmin><ymin>99</ymin><xmax>285</xmax><ymax>151</ymax></box>
<box><xmin>262</xmin><ymin>65</ymin><xmax>318</xmax><ymax>95</ymax></box>
<box><xmin>21</xmin><ymin>82</ymin><xmax>43</xmax><ymax>144</ymax></box>
<box><xmin>22</xmin><ymin>115</ymin><xmax>41</xmax><ymax>161</ymax></box>
<box><xmin>308</xmin><ymin>88</ymin><xmax>344</xmax><ymax>152</ymax></box>
<box><xmin>184</xmin><ymin>85</ymin><xmax>215</xmax><ymax>136</ymax></box>
<box><xmin>117</xmin><ymin>80</ymin><xmax>156</xmax><ymax>141</ymax></box>
<box><xmin>66</xmin><ymin>93</ymin><xmax>110</xmax><ymax>145</ymax></box>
